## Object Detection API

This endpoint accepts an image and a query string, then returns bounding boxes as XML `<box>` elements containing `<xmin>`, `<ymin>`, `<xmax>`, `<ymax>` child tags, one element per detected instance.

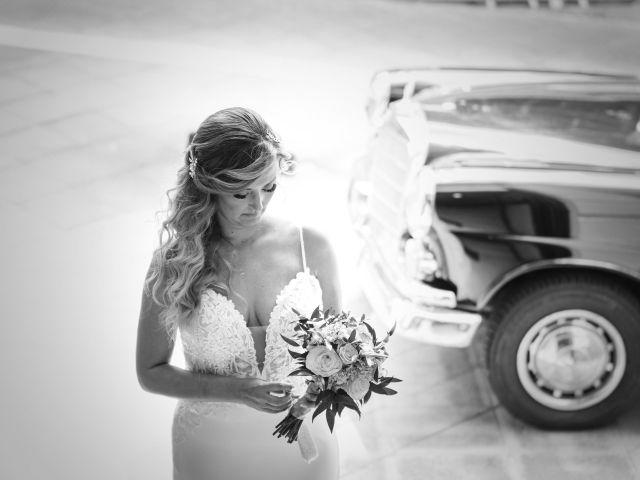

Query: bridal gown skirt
<box><xmin>172</xmin><ymin>400</ymin><xmax>339</xmax><ymax>480</ymax></box>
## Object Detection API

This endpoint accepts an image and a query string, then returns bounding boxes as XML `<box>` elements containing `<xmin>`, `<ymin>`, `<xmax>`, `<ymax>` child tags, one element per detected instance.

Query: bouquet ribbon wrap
<box><xmin>297</xmin><ymin>420</ymin><xmax>318</xmax><ymax>463</ymax></box>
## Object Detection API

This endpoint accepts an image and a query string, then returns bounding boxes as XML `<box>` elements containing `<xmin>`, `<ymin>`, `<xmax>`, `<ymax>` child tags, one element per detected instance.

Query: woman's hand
<box><xmin>290</xmin><ymin>382</ymin><xmax>321</xmax><ymax>419</ymax></box>
<box><xmin>236</xmin><ymin>378</ymin><xmax>294</xmax><ymax>413</ymax></box>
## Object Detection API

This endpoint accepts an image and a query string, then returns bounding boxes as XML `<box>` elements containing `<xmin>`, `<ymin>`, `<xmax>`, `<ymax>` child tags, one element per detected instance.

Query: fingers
<box><xmin>269</xmin><ymin>383</ymin><xmax>293</xmax><ymax>394</ymax></box>
<box><xmin>264</xmin><ymin>402</ymin><xmax>293</xmax><ymax>413</ymax></box>
<box><xmin>266</xmin><ymin>393</ymin><xmax>293</xmax><ymax>408</ymax></box>
<box><xmin>259</xmin><ymin>396</ymin><xmax>293</xmax><ymax>413</ymax></box>
<box><xmin>243</xmin><ymin>380</ymin><xmax>296</xmax><ymax>413</ymax></box>
<box><xmin>261</xmin><ymin>383</ymin><xmax>294</xmax><ymax>411</ymax></box>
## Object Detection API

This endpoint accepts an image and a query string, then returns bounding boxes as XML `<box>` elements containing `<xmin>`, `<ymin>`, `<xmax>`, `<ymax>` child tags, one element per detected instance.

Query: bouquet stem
<box><xmin>273</xmin><ymin>412</ymin><xmax>303</xmax><ymax>443</ymax></box>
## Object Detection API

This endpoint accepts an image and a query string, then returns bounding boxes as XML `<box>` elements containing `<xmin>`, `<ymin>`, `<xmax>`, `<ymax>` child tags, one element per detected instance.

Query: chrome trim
<box><xmin>356</xmin><ymin>234</ymin><xmax>482</xmax><ymax>348</ymax></box>
<box><xmin>516</xmin><ymin>309</ymin><xmax>626</xmax><ymax>411</ymax></box>
<box><xmin>478</xmin><ymin>258</ymin><xmax>640</xmax><ymax>310</ymax></box>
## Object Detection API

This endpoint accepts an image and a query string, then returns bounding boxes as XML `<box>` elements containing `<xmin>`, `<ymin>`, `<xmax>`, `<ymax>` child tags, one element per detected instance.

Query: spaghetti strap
<box><xmin>298</xmin><ymin>225</ymin><xmax>308</xmax><ymax>271</ymax></box>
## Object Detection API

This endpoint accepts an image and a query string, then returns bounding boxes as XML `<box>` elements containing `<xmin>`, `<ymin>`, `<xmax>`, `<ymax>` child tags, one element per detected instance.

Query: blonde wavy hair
<box><xmin>146</xmin><ymin>107</ymin><xmax>284</xmax><ymax>338</ymax></box>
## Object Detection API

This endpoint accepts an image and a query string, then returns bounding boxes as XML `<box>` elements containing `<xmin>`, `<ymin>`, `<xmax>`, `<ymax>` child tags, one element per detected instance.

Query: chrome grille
<box><xmin>366</xmin><ymin>124</ymin><xmax>415</xmax><ymax>268</ymax></box>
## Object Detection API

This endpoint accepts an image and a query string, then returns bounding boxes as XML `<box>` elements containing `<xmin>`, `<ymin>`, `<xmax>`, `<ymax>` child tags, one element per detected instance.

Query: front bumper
<box><xmin>357</xmin><ymin>239</ymin><xmax>482</xmax><ymax>348</ymax></box>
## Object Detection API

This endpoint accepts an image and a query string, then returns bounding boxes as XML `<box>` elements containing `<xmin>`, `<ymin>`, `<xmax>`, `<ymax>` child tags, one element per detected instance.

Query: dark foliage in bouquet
<box><xmin>273</xmin><ymin>307</ymin><xmax>401</xmax><ymax>443</ymax></box>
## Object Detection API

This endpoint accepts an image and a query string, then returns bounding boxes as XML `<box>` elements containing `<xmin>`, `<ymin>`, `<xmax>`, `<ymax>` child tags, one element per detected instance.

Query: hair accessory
<box><xmin>188</xmin><ymin>149</ymin><xmax>198</xmax><ymax>179</ymax></box>
<box><xmin>265</xmin><ymin>129</ymin><xmax>281</xmax><ymax>145</ymax></box>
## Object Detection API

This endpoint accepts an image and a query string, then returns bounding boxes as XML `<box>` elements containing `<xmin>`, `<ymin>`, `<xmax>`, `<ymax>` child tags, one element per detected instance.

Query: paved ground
<box><xmin>0</xmin><ymin>1</ymin><xmax>639</xmax><ymax>479</ymax></box>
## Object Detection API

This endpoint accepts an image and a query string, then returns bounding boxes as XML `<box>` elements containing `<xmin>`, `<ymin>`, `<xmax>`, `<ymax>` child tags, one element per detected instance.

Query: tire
<box><xmin>486</xmin><ymin>273</ymin><xmax>640</xmax><ymax>429</ymax></box>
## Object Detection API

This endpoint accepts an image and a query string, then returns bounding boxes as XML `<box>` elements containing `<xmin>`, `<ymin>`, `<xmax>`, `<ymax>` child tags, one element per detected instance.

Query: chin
<box><xmin>240</xmin><ymin>212</ymin><xmax>262</xmax><ymax>224</ymax></box>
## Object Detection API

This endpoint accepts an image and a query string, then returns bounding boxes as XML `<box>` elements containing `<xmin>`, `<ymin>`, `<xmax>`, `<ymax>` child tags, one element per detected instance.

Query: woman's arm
<box><xmin>135</xmin><ymin>259</ymin><xmax>293</xmax><ymax>412</ymax></box>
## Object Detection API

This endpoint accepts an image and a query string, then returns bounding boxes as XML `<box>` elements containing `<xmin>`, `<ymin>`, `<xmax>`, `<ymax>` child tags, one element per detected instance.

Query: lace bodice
<box><xmin>179</xmin><ymin>269</ymin><xmax>322</xmax><ymax>391</ymax></box>
<box><xmin>173</xmin><ymin>228</ymin><xmax>323</xmax><ymax>445</ymax></box>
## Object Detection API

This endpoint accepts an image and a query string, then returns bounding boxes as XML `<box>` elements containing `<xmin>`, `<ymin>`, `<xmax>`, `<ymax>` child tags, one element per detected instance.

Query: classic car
<box><xmin>349</xmin><ymin>67</ymin><xmax>640</xmax><ymax>428</ymax></box>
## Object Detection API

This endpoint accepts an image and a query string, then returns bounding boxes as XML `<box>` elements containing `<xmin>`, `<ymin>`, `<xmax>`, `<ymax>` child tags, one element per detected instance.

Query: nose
<box><xmin>249</xmin><ymin>191</ymin><xmax>264</xmax><ymax>211</ymax></box>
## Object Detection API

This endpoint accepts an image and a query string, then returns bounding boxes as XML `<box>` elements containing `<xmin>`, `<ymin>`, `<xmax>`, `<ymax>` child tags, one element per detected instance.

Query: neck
<box><xmin>217</xmin><ymin>219</ymin><xmax>263</xmax><ymax>248</ymax></box>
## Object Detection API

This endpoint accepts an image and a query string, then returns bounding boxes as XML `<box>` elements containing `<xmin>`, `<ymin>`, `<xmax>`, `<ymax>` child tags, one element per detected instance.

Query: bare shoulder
<box><xmin>260</xmin><ymin>216</ymin><xmax>336</xmax><ymax>267</ymax></box>
<box><xmin>300</xmin><ymin>225</ymin><xmax>335</xmax><ymax>265</ymax></box>
<box><xmin>301</xmin><ymin>225</ymin><xmax>341</xmax><ymax>310</ymax></box>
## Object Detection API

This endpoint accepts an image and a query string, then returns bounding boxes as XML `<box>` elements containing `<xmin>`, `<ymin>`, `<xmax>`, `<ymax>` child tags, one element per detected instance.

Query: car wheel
<box><xmin>486</xmin><ymin>273</ymin><xmax>640</xmax><ymax>428</ymax></box>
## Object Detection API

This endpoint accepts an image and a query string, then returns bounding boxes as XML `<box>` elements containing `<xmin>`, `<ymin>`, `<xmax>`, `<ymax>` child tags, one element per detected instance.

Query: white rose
<box><xmin>337</xmin><ymin>343</ymin><xmax>359</xmax><ymax>365</ymax></box>
<box><xmin>305</xmin><ymin>346</ymin><xmax>343</xmax><ymax>377</ymax></box>
<box><xmin>344</xmin><ymin>374</ymin><xmax>371</xmax><ymax>401</ymax></box>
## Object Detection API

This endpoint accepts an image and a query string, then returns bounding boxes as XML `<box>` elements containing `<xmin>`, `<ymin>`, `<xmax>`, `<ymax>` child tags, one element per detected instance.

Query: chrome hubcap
<box><xmin>516</xmin><ymin>309</ymin><xmax>626</xmax><ymax>411</ymax></box>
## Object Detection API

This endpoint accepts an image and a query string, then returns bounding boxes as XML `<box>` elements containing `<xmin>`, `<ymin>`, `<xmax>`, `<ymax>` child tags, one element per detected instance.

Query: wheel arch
<box><xmin>479</xmin><ymin>260</ymin><xmax>640</xmax><ymax>313</ymax></box>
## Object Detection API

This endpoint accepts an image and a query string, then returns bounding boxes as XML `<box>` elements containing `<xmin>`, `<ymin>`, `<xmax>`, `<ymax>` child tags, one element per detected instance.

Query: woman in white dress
<box><xmin>136</xmin><ymin>107</ymin><xmax>341</xmax><ymax>480</ymax></box>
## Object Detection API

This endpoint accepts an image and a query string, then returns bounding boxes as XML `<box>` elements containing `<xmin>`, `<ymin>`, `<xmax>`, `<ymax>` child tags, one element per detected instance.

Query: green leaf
<box><xmin>341</xmin><ymin>401</ymin><xmax>361</xmax><ymax>418</ymax></box>
<box><xmin>326</xmin><ymin>407</ymin><xmax>336</xmax><ymax>433</ymax></box>
<box><xmin>288</xmin><ymin>368</ymin><xmax>313</xmax><ymax>377</ymax></box>
<box><xmin>363</xmin><ymin>390</ymin><xmax>372</xmax><ymax>404</ymax></box>
<box><xmin>287</xmin><ymin>349</ymin><xmax>306</xmax><ymax>359</ymax></box>
<box><xmin>335</xmin><ymin>391</ymin><xmax>362</xmax><ymax>418</ymax></box>
<box><xmin>280</xmin><ymin>335</ymin><xmax>300</xmax><ymax>347</ymax></box>
<box><xmin>312</xmin><ymin>402</ymin><xmax>329</xmax><ymax>422</ymax></box>
<box><xmin>316</xmin><ymin>390</ymin><xmax>333</xmax><ymax>403</ymax></box>
<box><xmin>378</xmin><ymin>376</ymin><xmax>402</xmax><ymax>387</ymax></box>
<box><xmin>388</xmin><ymin>322</ymin><xmax>397</xmax><ymax>337</ymax></box>
<box><xmin>348</xmin><ymin>329</ymin><xmax>357</xmax><ymax>343</ymax></box>
<box><xmin>368</xmin><ymin>383</ymin><xmax>387</xmax><ymax>394</ymax></box>
<box><xmin>363</xmin><ymin>321</ymin><xmax>377</xmax><ymax>344</ymax></box>
<box><xmin>378</xmin><ymin>377</ymin><xmax>392</xmax><ymax>387</ymax></box>
<box><xmin>382</xmin><ymin>387</ymin><xmax>398</xmax><ymax>395</ymax></box>
<box><xmin>311</xmin><ymin>306</ymin><xmax>321</xmax><ymax>320</ymax></box>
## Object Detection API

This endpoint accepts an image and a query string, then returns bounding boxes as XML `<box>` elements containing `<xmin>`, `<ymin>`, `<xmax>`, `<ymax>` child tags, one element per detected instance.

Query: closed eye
<box><xmin>232</xmin><ymin>183</ymin><xmax>277</xmax><ymax>199</ymax></box>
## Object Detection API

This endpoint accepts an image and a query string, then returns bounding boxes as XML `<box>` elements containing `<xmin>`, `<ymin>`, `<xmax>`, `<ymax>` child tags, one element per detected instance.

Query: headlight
<box><xmin>403</xmin><ymin>237</ymin><xmax>439</xmax><ymax>280</ymax></box>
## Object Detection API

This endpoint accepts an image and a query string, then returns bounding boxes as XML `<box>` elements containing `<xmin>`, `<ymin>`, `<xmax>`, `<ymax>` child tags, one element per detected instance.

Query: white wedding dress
<box><xmin>172</xmin><ymin>229</ymin><xmax>339</xmax><ymax>480</ymax></box>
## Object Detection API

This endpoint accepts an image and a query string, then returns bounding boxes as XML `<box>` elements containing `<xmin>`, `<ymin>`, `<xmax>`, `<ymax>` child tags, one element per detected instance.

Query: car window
<box><xmin>423</xmin><ymin>97</ymin><xmax>640</xmax><ymax>152</ymax></box>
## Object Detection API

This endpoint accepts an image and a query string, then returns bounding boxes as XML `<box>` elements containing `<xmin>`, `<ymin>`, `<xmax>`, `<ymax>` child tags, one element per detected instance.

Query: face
<box><xmin>215</xmin><ymin>159</ymin><xmax>279</xmax><ymax>229</ymax></box>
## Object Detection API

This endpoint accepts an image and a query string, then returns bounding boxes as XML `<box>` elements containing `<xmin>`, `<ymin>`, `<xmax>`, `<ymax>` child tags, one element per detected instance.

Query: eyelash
<box><xmin>233</xmin><ymin>183</ymin><xmax>277</xmax><ymax>199</ymax></box>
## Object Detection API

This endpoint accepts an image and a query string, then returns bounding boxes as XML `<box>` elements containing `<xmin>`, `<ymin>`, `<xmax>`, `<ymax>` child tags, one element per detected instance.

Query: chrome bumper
<box><xmin>357</xmin><ymin>244</ymin><xmax>482</xmax><ymax>348</ymax></box>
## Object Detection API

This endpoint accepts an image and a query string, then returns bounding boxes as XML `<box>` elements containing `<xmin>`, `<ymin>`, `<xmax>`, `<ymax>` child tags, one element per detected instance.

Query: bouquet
<box><xmin>273</xmin><ymin>306</ymin><xmax>401</xmax><ymax>443</ymax></box>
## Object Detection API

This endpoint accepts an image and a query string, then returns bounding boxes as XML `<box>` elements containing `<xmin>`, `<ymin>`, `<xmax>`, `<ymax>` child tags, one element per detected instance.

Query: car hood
<box><xmin>427</xmin><ymin>122</ymin><xmax>640</xmax><ymax>175</ymax></box>
<box><xmin>374</xmin><ymin>67</ymin><xmax>640</xmax><ymax>103</ymax></box>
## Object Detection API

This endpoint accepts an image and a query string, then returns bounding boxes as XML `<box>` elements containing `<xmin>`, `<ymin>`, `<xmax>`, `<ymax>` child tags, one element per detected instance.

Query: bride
<box><xmin>136</xmin><ymin>107</ymin><xmax>341</xmax><ymax>479</ymax></box>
